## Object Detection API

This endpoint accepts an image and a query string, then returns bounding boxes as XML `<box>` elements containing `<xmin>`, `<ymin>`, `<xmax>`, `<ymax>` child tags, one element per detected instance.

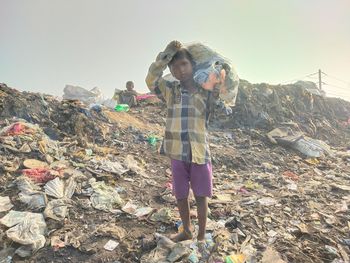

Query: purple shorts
<box><xmin>171</xmin><ymin>159</ymin><xmax>213</xmax><ymax>200</ymax></box>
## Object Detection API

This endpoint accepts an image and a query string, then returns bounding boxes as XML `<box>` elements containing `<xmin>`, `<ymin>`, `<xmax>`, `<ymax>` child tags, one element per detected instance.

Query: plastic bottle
<box><xmin>115</xmin><ymin>104</ymin><xmax>130</xmax><ymax>112</ymax></box>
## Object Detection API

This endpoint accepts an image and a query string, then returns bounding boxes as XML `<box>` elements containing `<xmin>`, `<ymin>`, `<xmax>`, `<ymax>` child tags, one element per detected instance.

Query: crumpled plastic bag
<box><xmin>0</xmin><ymin>196</ymin><xmax>13</xmax><ymax>212</ymax></box>
<box><xmin>18</xmin><ymin>192</ymin><xmax>47</xmax><ymax>210</ymax></box>
<box><xmin>44</xmin><ymin>177</ymin><xmax>77</xmax><ymax>199</ymax></box>
<box><xmin>124</xmin><ymin>155</ymin><xmax>146</xmax><ymax>176</ymax></box>
<box><xmin>16</xmin><ymin>176</ymin><xmax>47</xmax><ymax>210</ymax></box>
<box><xmin>140</xmin><ymin>234</ymin><xmax>191</xmax><ymax>263</ymax></box>
<box><xmin>44</xmin><ymin>199</ymin><xmax>71</xmax><ymax>221</ymax></box>
<box><xmin>0</xmin><ymin>211</ymin><xmax>47</xmax><ymax>255</ymax></box>
<box><xmin>90</xmin><ymin>181</ymin><xmax>123</xmax><ymax>212</ymax></box>
<box><xmin>150</xmin><ymin>208</ymin><xmax>173</xmax><ymax>223</ymax></box>
<box><xmin>92</xmin><ymin>159</ymin><xmax>128</xmax><ymax>175</ymax></box>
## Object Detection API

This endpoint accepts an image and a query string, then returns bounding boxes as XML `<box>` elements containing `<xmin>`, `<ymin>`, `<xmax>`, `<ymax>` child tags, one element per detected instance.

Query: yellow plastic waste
<box><xmin>244</xmin><ymin>180</ymin><xmax>262</xmax><ymax>190</ymax></box>
<box><xmin>305</xmin><ymin>158</ymin><xmax>319</xmax><ymax>165</ymax></box>
<box><xmin>225</xmin><ymin>253</ymin><xmax>246</xmax><ymax>263</ymax></box>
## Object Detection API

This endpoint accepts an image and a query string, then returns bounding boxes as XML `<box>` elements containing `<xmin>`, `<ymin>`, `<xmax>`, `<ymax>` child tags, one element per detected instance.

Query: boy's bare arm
<box><xmin>145</xmin><ymin>41</ymin><xmax>182</xmax><ymax>92</ymax></box>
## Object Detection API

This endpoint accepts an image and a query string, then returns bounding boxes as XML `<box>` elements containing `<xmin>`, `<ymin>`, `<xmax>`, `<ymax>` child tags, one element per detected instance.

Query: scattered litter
<box><xmin>1</xmin><ymin>81</ymin><xmax>350</xmax><ymax>262</ymax></box>
<box><xmin>134</xmin><ymin>207</ymin><xmax>154</xmax><ymax>218</ymax></box>
<box><xmin>258</xmin><ymin>197</ymin><xmax>278</xmax><ymax>206</ymax></box>
<box><xmin>122</xmin><ymin>201</ymin><xmax>138</xmax><ymax>214</ymax></box>
<box><xmin>150</xmin><ymin>208</ymin><xmax>172</xmax><ymax>223</ymax></box>
<box><xmin>261</xmin><ymin>247</ymin><xmax>286</xmax><ymax>263</ymax></box>
<box><xmin>93</xmin><ymin>159</ymin><xmax>128</xmax><ymax>175</ymax></box>
<box><xmin>23</xmin><ymin>159</ymin><xmax>49</xmax><ymax>169</ymax></box>
<box><xmin>51</xmin><ymin>236</ymin><xmax>66</xmax><ymax>251</ymax></box>
<box><xmin>103</xmin><ymin>240</ymin><xmax>119</xmax><ymax>251</ymax></box>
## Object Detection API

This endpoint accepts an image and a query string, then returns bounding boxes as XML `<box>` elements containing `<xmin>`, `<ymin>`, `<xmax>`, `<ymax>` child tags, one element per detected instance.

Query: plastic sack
<box><xmin>267</xmin><ymin>127</ymin><xmax>333</xmax><ymax>158</ymax></box>
<box><xmin>63</xmin><ymin>85</ymin><xmax>103</xmax><ymax>104</ymax></box>
<box><xmin>184</xmin><ymin>42</ymin><xmax>239</xmax><ymax>106</ymax></box>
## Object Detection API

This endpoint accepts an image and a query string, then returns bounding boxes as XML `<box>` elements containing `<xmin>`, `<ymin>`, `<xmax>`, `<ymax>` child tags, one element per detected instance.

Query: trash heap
<box><xmin>0</xmin><ymin>82</ymin><xmax>350</xmax><ymax>263</ymax></box>
<box><xmin>216</xmin><ymin>80</ymin><xmax>350</xmax><ymax>146</ymax></box>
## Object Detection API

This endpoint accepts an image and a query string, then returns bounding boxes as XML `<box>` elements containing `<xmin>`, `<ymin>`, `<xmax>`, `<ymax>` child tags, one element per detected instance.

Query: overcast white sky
<box><xmin>1</xmin><ymin>0</ymin><xmax>349</xmax><ymax>100</ymax></box>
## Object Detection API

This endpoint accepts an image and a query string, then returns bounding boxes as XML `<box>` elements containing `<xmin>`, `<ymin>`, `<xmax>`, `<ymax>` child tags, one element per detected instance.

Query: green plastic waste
<box><xmin>115</xmin><ymin>104</ymin><xmax>130</xmax><ymax>112</ymax></box>
<box><xmin>148</xmin><ymin>136</ymin><xmax>158</xmax><ymax>146</ymax></box>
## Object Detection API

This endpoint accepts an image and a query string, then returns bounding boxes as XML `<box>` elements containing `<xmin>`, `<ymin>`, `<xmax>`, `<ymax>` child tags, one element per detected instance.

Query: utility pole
<box><xmin>318</xmin><ymin>69</ymin><xmax>322</xmax><ymax>90</ymax></box>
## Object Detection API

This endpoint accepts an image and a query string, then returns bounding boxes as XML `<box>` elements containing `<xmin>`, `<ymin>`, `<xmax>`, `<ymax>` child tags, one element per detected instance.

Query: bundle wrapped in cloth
<box><xmin>184</xmin><ymin>42</ymin><xmax>239</xmax><ymax>107</ymax></box>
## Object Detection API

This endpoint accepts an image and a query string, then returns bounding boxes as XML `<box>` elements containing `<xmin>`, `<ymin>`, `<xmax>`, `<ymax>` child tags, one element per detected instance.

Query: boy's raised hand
<box><xmin>166</xmin><ymin>40</ymin><xmax>182</xmax><ymax>51</ymax></box>
<box><xmin>157</xmin><ymin>40</ymin><xmax>183</xmax><ymax>63</ymax></box>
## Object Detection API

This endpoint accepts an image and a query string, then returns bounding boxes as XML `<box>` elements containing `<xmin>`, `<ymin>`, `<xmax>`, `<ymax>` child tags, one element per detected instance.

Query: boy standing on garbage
<box><xmin>145</xmin><ymin>41</ymin><xmax>235</xmax><ymax>242</ymax></box>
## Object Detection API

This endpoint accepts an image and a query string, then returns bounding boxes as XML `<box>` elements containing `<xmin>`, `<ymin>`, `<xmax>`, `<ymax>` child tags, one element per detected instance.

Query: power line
<box><xmin>322</xmin><ymin>72</ymin><xmax>350</xmax><ymax>85</ymax></box>
<box><xmin>280</xmin><ymin>72</ymin><xmax>318</xmax><ymax>84</ymax></box>
<box><xmin>306</xmin><ymin>75</ymin><xmax>319</xmax><ymax>80</ymax></box>
<box><xmin>323</xmin><ymin>82</ymin><xmax>348</xmax><ymax>91</ymax></box>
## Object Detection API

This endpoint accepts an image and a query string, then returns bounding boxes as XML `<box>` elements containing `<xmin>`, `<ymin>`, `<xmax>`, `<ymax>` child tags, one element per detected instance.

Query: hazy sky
<box><xmin>1</xmin><ymin>0</ymin><xmax>349</xmax><ymax>100</ymax></box>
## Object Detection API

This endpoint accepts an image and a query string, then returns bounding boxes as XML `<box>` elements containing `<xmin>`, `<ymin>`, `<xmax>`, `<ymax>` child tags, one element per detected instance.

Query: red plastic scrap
<box><xmin>22</xmin><ymin>168</ymin><xmax>55</xmax><ymax>183</ymax></box>
<box><xmin>7</xmin><ymin>123</ymin><xmax>25</xmax><ymax>135</ymax></box>
<box><xmin>282</xmin><ymin>171</ymin><xmax>299</xmax><ymax>181</ymax></box>
<box><xmin>165</xmin><ymin>181</ymin><xmax>173</xmax><ymax>190</ymax></box>
<box><xmin>3</xmin><ymin>122</ymin><xmax>35</xmax><ymax>136</ymax></box>
<box><xmin>238</xmin><ymin>186</ymin><xmax>250</xmax><ymax>195</ymax></box>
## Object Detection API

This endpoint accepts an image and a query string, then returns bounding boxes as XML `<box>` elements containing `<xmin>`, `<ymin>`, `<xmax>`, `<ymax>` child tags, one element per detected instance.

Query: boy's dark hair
<box><xmin>168</xmin><ymin>48</ymin><xmax>195</xmax><ymax>68</ymax></box>
<box><xmin>126</xmin><ymin>81</ymin><xmax>134</xmax><ymax>87</ymax></box>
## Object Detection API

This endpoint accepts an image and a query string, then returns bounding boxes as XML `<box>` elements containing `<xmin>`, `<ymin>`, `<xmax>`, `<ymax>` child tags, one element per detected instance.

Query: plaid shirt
<box><xmin>146</xmin><ymin>51</ymin><xmax>237</xmax><ymax>164</ymax></box>
<box><xmin>159</xmin><ymin>79</ymin><xmax>212</xmax><ymax>164</ymax></box>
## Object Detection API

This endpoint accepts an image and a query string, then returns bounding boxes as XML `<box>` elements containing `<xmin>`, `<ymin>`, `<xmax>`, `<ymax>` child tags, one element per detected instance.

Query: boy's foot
<box><xmin>170</xmin><ymin>229</ymin><xmax>193</xmax><ymax>242</ymax></box>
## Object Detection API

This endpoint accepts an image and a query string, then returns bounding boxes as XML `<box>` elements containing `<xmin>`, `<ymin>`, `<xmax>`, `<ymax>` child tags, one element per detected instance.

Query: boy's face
<box><xmin>169</xmin><ymin>57</ymin><xmax>193</xmax><ymax>82</ymax></box>
<box><xmin>126</xmin><ymin>83</ymin><xmax>134</xmax><ymax>91</ymax></box>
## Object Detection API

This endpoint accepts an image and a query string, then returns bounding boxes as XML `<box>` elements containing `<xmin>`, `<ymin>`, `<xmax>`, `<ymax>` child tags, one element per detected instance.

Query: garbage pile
<box><xmin>217</xmin><ymin>80</ymin><xmax>350</xmax><ymax>146</ymax></box>
<box><xmin>0</xmin><ymin>84</ymin><xmax>115</xmax><ymax>144</ymax></box>
<box><xmin>0</xmin><ymin>82</ymin><xmax>349</xmax><ymax>263</ymax></box>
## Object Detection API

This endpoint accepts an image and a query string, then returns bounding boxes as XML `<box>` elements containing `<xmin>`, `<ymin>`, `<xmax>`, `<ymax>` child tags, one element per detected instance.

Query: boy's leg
<box><xmin>190</xmin><ymin>162</ymin><xmax>213</xmax><ymax>241</ymax></box>
<box><xmin>170</xmin><ymin>159</ymin><xmax>193</xmax><ymax>242</ymax></box>
<box><xmin>175</xmin><ymin>197</ymin><xmax>192</xmax><ymax>240</ymax></box>
<box><xmin>195</xmin><ymin>196</ymin><xmax>208</xmax><ymax>240</ymax></box>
